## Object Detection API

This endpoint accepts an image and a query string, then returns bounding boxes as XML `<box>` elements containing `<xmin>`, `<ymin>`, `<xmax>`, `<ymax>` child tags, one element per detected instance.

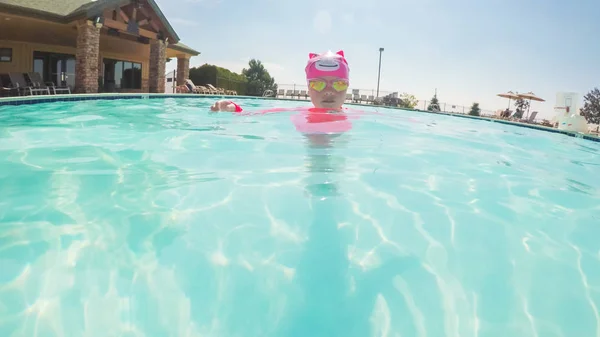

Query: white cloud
<box><xmin>313</xmin><ymin>10</ymin><xmax>332</xmax><ymax>34</ymax></box>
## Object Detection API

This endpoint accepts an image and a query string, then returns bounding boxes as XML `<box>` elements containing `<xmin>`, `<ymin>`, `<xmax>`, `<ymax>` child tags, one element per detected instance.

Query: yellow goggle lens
<box><xmin>309</xmin><ymin>80</ymin><xmax>327</xmax><ymax>92</ymax></box>
<box><xmin>309</xmin><ymin>80</ymin><xmax>349</xmax><ymax>92</ymax></box>
<box><xmin>332</xmin><ymin>80</ymin><xmax>349</xmax><ymax>92</ymax></box>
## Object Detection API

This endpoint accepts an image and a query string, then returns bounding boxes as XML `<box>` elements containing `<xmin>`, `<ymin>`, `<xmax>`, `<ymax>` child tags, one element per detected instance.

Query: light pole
<box><xmin>376</xmin><ymin>47</ymin><xmax>384</xmax><ymax>98</ymax></box>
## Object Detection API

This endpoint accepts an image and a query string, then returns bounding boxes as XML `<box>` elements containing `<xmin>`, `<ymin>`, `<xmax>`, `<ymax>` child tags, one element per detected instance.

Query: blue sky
<box><xmin>157</xmin><ymin>0</ymin><xmax>600</xmax><ymax>118</ymax></box>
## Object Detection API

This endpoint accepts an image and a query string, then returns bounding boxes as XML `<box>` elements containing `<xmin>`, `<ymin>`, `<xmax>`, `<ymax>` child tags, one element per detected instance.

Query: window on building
<box><xmin>0</xmin><ymin>48</ymin><xmax>12</xmax><ymax>62</ymax></box>
<box><xmin>103</xmin><ymin>58</ymin><xmax>142</xmax><ymax>90</ymax></box>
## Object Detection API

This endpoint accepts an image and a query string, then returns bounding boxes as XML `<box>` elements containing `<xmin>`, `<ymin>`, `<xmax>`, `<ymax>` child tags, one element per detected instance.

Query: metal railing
<box><xmin>275</xmin><ymin>83</ymin><xmax>497</xmax><ymax>117</ymax></box>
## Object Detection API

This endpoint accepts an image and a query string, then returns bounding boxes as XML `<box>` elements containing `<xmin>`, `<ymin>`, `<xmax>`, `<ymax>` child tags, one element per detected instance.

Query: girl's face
<box><xmin>307</xmin><ymin>76</ymin><xmax>348</xmax><ymax>109</ymax></box>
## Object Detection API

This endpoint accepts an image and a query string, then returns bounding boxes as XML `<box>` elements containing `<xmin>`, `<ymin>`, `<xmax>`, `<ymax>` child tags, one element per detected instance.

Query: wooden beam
<box><xmin>102</xmin><ymin>8</ymin><xmax>113</xmax><ymax>19</ymax></box>
<box><xmin>103</xmin><ymin>18</ymin><xmax>158</xmax><ymax>40</ymax></box>
<box><xmin>138</xmin><ymin>7</ymin><xmax>160</xmax><ymax>33</ymax></box>
<box><xmin>138</xmin><ymin>18</ymin><xmax>149</xmax><ymax>26</ymax></box>
<box><xmin>138</xmin><ymin>7</ymin><xmax>150</xmax><ymax>18</ymax></box>
<box><xmin>149</xmin><ymin>20</ymin><xmax>160</xmax><ymax>33</ymax></box>
<box><xmin>118</xmin><ymin>9</ymin><xmax>129</xmax><ymax>23</ymax></box>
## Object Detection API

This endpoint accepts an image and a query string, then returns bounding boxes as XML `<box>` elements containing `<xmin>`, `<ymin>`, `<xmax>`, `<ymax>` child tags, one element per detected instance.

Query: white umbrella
<box><xmin>497</xmin><ymin>91</ymin><xmax>520</xmax><ymax>108</ymax></box>
<box><xmin>517</xmin><ymin>92</ymin><xmax>545</xmax><ymax>119</ymax></box>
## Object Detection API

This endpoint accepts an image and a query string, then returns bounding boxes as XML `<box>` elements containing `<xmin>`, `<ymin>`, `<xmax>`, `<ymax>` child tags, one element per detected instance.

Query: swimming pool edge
<box><xmin>1</xmin><ymin>93</ymin><xmax>598</xmax><ymax>143</ymax></box>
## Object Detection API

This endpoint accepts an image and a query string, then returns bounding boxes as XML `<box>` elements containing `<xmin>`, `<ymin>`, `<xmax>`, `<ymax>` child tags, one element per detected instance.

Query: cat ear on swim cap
<box><xmin>309</xmin><ymin>53</ymin><xmax>319</xmax><ymax>59</ymax></box>
<box><xmin>336</xmin><ymin>50</ymin><xmax>345</xmax><ymax>57</ymax></box>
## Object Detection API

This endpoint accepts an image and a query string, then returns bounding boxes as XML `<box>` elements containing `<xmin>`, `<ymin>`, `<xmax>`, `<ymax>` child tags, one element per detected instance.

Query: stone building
<box><xmin>0</xmin><ymin>0</ymin><xmax>200</xmax><ymax>94</ymax></box>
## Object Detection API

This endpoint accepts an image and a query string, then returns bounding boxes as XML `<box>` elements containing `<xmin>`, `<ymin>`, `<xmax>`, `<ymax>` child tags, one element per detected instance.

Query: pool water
<box><xmin>1</xmin><ymin>97</ymin><xmax>599</xmax><ymax>337</ymax></box>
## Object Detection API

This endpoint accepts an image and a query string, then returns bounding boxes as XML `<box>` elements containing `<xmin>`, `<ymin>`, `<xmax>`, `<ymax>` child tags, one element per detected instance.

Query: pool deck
<box><xmin>1</xmin><ymin>93</ymin><xmax>598</xmax><ymax>143</ymax></box>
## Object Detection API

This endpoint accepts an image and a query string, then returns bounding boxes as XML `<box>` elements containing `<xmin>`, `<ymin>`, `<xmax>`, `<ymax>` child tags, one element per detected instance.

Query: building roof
<box><xmin>169</xmin><ymin>42</ymin><xmax>201</xmax><ymax>56</ymax></box>
<box><xmin>0</xmin><ymin>0</ymin><xmax>200</xmax><ymax>55</ymax></box>
<box><xmin>0</xmin><ymin>0</ymin><xmax>100</xmax><ymax>20</ymax></box>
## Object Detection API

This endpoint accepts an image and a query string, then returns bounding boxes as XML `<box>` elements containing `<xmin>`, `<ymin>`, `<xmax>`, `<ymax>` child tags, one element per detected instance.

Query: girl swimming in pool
<box><xmin>210</xmin><ymin>50</ymin><xmax>350</xmax><ymax>113</ymax></box>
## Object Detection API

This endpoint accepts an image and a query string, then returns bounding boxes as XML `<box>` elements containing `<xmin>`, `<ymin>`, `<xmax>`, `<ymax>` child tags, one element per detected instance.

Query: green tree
<box><xmin>242</xmin><ymin>59</ymin><xmax>278</xmax><ymax>96</ymax></box>
<box><xmin>427</xmin><ymin>94</ymin><xmax>440</xmax><ymax>112</ymax></box>
<box><xmin>189</xmin><ymin>64</ymin><xmax>217</xmax><ymax>87</ymax></box>
<box><xmin>469</xmin><ymin>102</ymin><xmax>481</xmax><ymax>116</ymax></box>
<box><xmin>581</xmin><ymin>88</ymin><xmax>600</xmax><ymax>125</ymax></box>
<box><xmin>189</xmin><ymin>64</ymin><xmax>248</xmax><ymax>95</ymax></box>
<box><xmin>380</xmin><ymin>92</ymin><xmax>418</xmax><ymax>108</ymax></box>
<box><xmin>513</xmin><ymin>98</ymin><xmax>529</xmax><ymax>119</ymax></box>
<box><xmin>399</xmin><ymin>93</ymin><xmax>418</xmax><ymax>109</ymax></box>
<box><xmin>215</xmin><ymin>67</ymin><xmax>247</xmax><ymax>95</ymax></box>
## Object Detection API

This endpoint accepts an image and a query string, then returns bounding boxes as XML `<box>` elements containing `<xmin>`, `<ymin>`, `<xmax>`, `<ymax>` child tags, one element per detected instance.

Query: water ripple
<box><xmin>1</xmin><ymin>97</ymin><xmax>599</xmax><ymax>337</ymax></box>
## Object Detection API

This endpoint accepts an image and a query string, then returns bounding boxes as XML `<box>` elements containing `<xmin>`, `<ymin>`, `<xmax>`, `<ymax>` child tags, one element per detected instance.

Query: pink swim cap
<box><xmin>305</xmin><ymin>50</ymin><xmax>350</xmax><ymax>81</ymax></box>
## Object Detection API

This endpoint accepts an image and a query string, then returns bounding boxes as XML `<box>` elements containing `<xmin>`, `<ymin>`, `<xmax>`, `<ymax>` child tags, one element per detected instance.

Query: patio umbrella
<box><xmin>518</xmin><ymin>92</ymin><xmax>545</xmax><ymax>119</ymax></box>
<box><xmin>497</xmin><ymin>91</ymin><xmax>520</xmax><ymax>108</ymax></box>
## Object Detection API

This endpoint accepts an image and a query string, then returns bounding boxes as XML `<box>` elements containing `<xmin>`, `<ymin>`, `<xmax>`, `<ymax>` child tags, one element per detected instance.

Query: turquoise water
<box><xmin>1</xmin><ymin>97</ymin><xmax>600</xmax><ymax>337</ymax></box>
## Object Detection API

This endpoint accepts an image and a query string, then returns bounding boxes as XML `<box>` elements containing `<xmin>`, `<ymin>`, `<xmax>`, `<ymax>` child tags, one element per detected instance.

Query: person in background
<box><xmin>209</xmin><ymin>50</ymin><xmax>350</xmax><ymax>113</ymax></box>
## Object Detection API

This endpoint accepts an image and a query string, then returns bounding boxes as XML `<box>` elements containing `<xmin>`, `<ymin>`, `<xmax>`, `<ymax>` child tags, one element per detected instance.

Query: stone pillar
<box><xmin>176</xmin><ymin>56</ymin><xmax>190</xmax><ymax>86</ymax></box>
<box><xmin>141</xmin><ymin>79</ymin><xmax>149</xmax><ymax>92</ymax></box>
<box><xmin>149</xmin><ymin>39</ymin><xmax>166</xmax><ymax>93</ymax></box>
<box><xmin>75</xmin><ymin>21</ymin><xmax>101</xmax><ymax>93</ymax></box>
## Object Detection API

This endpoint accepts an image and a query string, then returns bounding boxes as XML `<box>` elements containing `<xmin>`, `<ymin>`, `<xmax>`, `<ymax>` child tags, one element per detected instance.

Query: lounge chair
<box><xmin>500</xmin><ymin>109</ymin><xmax>512</xmax><ymax>118</ymax></box>
<box><xmin>206</xmin><ymin>84</ymin><xmax>225</xmax><ymax>95</ymax></box>
<box><xmin>352</xmin><ymin>89</ymin><xmax>360</xmax><ymax>103</ymax></box>
<box><xmin>183</xmin><ymin>79</ymin><xmax>207</xmax><ymax>94</ymax></box>
<box><xmin>201</xmin><ymin>84</ymin><xmax>217</xmax><ymax>94</ymax></box>
<box><xmin>510</xmin><ymin>110</ymin><xmax>523</xmax><ymax>120</ymax></box>
<box><xmin>526</xmin><ymin>111</ymin><xmax>538</xmax><ymax>123</ymax></box>
<box><xmin>1</xmin><ymin>73</ymin><xmax>19</xmax><ymax>96</ymax></box>
<box><xmin>26</xmin><ymin>72</ymin><xmax>71</xmax><ymax>95</ymax></box>
<box><xmin>175</xmin><ymin>84</ymin><xmax>190</xmax><ymax>93</ymax></box>
<box><xmin>180</xmin><ymin>79</ymin><xmax>206</xmax><ymax>94</ymax></box>
<box><xmin>200</xmin><ymin>85</ymin><xmax>217</xmax><ymax>94</ymax></box>
<box><xmin>196</xmin><ymin>85</ymin><xmax>211</xmax><ymax>94</ymax></box>
<box><xmin>8</xmin><ymin>72</ymin><xmax>49</xmax><ymax>95</ymax></box>
<box><xmin>0</xmin><ymin>73</ymin><xmax>17</xmax><ymax>97</ymax></box>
